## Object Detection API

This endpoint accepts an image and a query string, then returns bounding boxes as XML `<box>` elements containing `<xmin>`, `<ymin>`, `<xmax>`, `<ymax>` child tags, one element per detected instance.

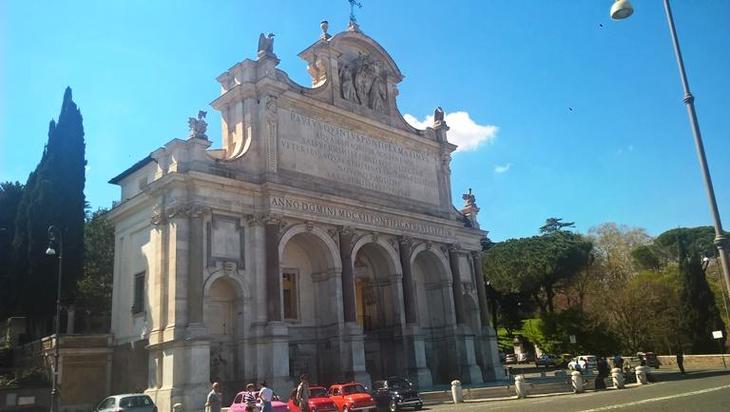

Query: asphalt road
<box><xmin>425</xmin><ymin>370</ymin><xmax>730</xmax><ymax>412</ymax></box>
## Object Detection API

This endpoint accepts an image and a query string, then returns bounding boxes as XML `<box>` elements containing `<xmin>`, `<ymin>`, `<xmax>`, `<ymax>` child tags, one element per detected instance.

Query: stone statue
<box><xmin>339</xmin><ymin>63</ymin><xmax>359</xmax><ymax>103</ymax></box>
<box><xmin>188</xmin><ymin>111</ymin><xmax>208</xmax><ymax>140</ymax></box>
<box><xmin>369</xmin><ymin>76</ymin><xmax>386</xmax><ymax>112</ymax></box>
<box><xmin>462</xmin><ymin>188</ymin><xmax>477</xmax><ymax>208</ymax></box>
<box><xmin>434</xmin><ymin>106</ymin><xmax>445</xmax><ymax>123</ymax></box>
<box><xmin>257</xmin><ymin>33</ymin><xmax>275</xmax><ymax>57</ymax></box>
<box><xmin>355</xmin><ymin>60</ymin><xmax>374</xmax><ymax>105</ymax></box>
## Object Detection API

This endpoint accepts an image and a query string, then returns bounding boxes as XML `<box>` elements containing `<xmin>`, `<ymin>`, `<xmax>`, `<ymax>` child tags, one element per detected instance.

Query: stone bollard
<box><xmin>451</xmin><ymin>380</ymin><xmax>463</xmax><ymax>404</ymax></box>
<box><xmin>514</xmin><ymin>375</ymin><xmax>528</xmax><ymax>399</ymax></box>
<box><xmin>172</xmin><ymin>403</ymin><xmax>183</xmax><ymax>412</ymax></box>
<box><xmin>611</xmin><ymin>367</ymin><xmax>625</xmax><ymax>389</ymax></box>
<box><xmin>571</xmin><ymin>371</ymin><xmax>585</xmax><ymax>393</ymax></box>
<box><xmin>635</xmin><ymin>365</ymin><xmax>649</xmax><ymax>384</ymax></box>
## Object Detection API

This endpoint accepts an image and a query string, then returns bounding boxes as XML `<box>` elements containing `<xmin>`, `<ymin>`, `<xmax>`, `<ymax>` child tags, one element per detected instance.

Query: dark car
<box><xmin>372</xmin><ymin>377</ymin><xmax>423</xmax><ymax>411</ymax></box>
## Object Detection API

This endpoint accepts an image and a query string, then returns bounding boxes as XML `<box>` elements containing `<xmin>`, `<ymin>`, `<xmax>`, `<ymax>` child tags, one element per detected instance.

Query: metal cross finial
<box><xmin>348</xmin><ymin>0</ymin><xmax>362</xmax><ymax>24</ymax></box>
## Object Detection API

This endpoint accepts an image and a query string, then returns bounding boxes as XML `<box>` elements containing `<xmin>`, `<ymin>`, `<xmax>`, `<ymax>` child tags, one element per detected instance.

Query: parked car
<box><xmin>535</xmin><ymin>354</ymin><xmax>560</xmax><ymax>367</ymax></box>
<box><xmin>94</xmin><ymin>394</ymin><xmax>157</xmax><ymax>412</ymax></box>
<box><xmin>328</xmin><ymin>383</ymin><xmax>376</xmax><ymax>412</ymax></box>
<box><xmin>504</xmin><ymin>353</ymin><xmax>517</xmax><ymax>364</ymax></box>
<box><xmin>229</xmin><ymin>391</ymin><xmax>288</xmax><ymax>412</ymax></box>
<box><xmin>568</xmin><ymin>355</ymin><xmax>598</xmax><ymax>372</ymax></box>
<box><xmin>287</xmin><ymin>386</ymin><xmax>338</xmax><ymax>412</ymax></box>
<box><xmin>372</xmin><ymin>377</ymin><xmax>423</xmax><ymax>411</ymax></box>
<box><xmin>637</xmin><ymin>352</ymin><xmax>659</xmax><ymax>368</ymax></box>
<box><xmin>517</xmin><ymin>352</ymin><xmax>534</xmax><ymax>364</ymax></box>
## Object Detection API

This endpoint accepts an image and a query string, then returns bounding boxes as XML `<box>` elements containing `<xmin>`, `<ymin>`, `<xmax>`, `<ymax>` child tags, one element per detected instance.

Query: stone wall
<box><xmin>111</xmin><ymin>341</ymin><xmax>148</xmax><ymax>394</ymax></box>
<box><xmin>657</xmin><ymin>354</ymin><xmax>730</xmax><ymax>370</ymax></box>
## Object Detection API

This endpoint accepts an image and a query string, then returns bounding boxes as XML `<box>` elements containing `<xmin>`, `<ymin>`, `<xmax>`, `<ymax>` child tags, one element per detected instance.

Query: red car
<box><xmin>229</xmin><ymin>391</ymin><xmax>288</xmax><ymax>412</ymax></box>
<box><xmin>327</xmin><ymin>383</ymin><xmax>376</xmax><ymax>412</ymax></box>
<box><xmin>287</xmin><ymin>386</ymin><xmax>338</xmax><ymax>412</ymax></box>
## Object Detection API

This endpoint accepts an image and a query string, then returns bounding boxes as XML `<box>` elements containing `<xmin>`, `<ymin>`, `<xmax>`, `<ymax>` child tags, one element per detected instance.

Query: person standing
<box><xmin>205</xmin><ymin>382</ymin><xmax>222</xmax><ymax>412</ymax></box>
<box><xmin>258</xmin><ymin>381</ymin><xmax>273</xmax><ymax>412</ymax></box>
<box><xmin>296</xmin><ymin>374</ymin><xmax>311</xmax><ymax>412</ymax></box>
<box><xmin>243</xmin><ymin>383</ymin><xmax>257</xmax><ymax>412</ymax></box>
<box><xmin>677</xmin><ymin>351</ymin><xmax>685</xmax><ymax>374</ymax></box>
<box><xmin>595</xmin><ymin>357</ymin><xmax>609</xmax><ymax>390</ymax></box>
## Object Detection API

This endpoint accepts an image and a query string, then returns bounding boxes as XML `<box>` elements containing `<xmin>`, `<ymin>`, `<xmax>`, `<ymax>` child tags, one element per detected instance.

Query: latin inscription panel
<box><xmin>278</xmin><ymin>110</ymin><xmax>440</xmax><ymax>205</ymax></box>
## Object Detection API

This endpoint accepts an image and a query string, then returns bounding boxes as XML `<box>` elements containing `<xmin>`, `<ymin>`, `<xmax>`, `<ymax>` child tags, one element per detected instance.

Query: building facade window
<box><xmin>132</xmin><ymin>271</ymin><xmax>145</xmax><ymax>314</ymax></box>
<box><xmin>282</xmin><ymin>271</ymin><xmax>298</xmax><ymax>320</ymax></box>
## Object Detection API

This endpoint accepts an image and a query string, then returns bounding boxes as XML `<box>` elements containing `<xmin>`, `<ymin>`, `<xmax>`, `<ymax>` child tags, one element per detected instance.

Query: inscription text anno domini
<box><xmin>278</xmin><ymin>110</ymin><xmax>440</xmax><ymax>205</ymax></box>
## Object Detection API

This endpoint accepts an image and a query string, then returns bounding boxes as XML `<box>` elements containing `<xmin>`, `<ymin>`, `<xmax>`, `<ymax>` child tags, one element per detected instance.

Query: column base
<box><xmin>455</xmin><ymin>326</ymin><xmax>484</xmax><ymax>385</ymax></box>
<box><xmin>402</xmin><ymin>324</ymin><xmax>433</xmax><ymax>388</ymax></box>
<box><xmin>342</xmin><ymin>322</ymin><xmax>371</xmax><ymax>387</ymax></box>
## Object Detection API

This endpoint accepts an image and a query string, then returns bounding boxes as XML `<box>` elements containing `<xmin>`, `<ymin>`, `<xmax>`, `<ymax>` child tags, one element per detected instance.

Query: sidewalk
<box><xmin>422</xmin><ymin>368</ymin><xmax>729</xmax><ymax>406</ymax></box>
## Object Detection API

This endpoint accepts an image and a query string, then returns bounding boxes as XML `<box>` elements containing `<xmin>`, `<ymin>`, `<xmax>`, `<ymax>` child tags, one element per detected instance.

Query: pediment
<box><xmin>297</xmin><ymin>27</ymin><xmax>417</xmax><ymax>131</ymax></box>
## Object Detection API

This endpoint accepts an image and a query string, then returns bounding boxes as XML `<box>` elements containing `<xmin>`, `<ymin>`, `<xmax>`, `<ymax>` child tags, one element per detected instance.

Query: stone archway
<box><xmin>412</xmin><ymin>247</ymin><xmax>456</xmax><ymax>384</ymax></box>
<box><xmin>203</xmin><ymin>275</ymin><xmax>243</xmax><ymax>401</ymax></box>
<box><xmin>351</xmin><ymin>236</ymin><xmax>403</xmax><ymax>381</ymax></box>
<box><xmin>279</xmin><ymin>225</ymin><xmax>342</xmax><ymax>385</ymax></box>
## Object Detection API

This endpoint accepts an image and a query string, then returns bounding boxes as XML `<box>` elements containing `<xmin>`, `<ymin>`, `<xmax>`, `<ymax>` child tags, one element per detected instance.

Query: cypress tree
<box><xmin>0</xmin><ymin>181</ymin><xmax>25</xmax><ymax>319</ymax></box>
<box><xmin>678</xmin><ymin>242</ymin><xmax>727</xmax><ymax>353</ymax></box>
<box><xmin>11</xmin><ymin>87</ymin><xmax>86</xmax><ymax>334</ymax></box>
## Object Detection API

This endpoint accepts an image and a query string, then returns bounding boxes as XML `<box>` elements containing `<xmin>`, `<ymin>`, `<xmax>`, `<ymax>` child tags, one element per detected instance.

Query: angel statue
<box><xmin>257</xmin><ymin>33</ymin><xmax>275</xmax><ymax>57</ymax></box>
<box><xmin>188</xmin><ymin>111</ymin><xmax>208</xmax><ymax>140</ymax></box>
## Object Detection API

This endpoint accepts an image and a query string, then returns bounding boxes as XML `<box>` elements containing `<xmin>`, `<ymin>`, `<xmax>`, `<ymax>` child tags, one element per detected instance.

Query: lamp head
<box><xmin>610</xmin><ymin>0</ymin><xmax>634</xmax><ymax>20</ymax></box>
<box><xmin>46</xmin><ymin>247</ymin><xmax>56</xmax><ymax>256</ymax></box>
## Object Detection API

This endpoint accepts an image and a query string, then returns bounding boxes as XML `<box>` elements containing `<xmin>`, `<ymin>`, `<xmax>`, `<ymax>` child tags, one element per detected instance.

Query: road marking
<box><xmin>578</xmin><ymin>384</ymin><xmax>730</xmax><ymax>411</ymax></box>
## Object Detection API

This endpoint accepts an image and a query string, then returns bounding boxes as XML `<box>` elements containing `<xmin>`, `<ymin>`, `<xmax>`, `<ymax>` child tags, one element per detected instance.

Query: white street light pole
<box><xmin>611</xmin><ymin>0</ymin><xmax>730</xmax><ymax>303</ymax></box>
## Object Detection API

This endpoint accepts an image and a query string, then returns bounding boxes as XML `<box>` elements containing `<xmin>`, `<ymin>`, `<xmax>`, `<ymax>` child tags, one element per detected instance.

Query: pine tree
<box><xmin>11</xmin><ymin>88</ymin><xmax>86</xmax><ymax>334</ymax></box>
<box><xmin>678</xmin><ymin>243</ymin><xmax>727</xmax><ymax>353</ymax></box>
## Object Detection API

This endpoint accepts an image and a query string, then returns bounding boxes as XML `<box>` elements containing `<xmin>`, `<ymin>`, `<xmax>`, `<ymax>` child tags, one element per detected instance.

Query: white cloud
<box><xmin>494</xmin><ymin>163</ymin><xmax>511</xmax><ymax>174</ymax></box>
<box><xmin>404</xmin><ymin>111</ymin><xmax>498</xmax><ymax>152</ymax></box>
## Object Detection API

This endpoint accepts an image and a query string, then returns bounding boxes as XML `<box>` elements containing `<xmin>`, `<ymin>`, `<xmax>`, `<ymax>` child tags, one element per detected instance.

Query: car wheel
<box><xmin>414</xmin><ymin>405</ymin><xmax>423</xmax><ymax>411</ymax></box>
<box><xmin>389</xmin><ymin>399</ymin><xmax>398</xmax><ymax>412</ymax></box>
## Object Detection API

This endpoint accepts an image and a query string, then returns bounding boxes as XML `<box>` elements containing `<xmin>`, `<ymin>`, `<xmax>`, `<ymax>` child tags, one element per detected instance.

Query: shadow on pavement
<box><xmin>655</xmin><ymin>369</ymin><xmax>730</xmax><ymax>383</ymax></box>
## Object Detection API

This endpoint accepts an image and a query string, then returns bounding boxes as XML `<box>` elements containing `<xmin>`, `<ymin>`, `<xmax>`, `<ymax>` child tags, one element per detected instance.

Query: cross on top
<box><xmin>348</xmin><ymin>0</ymin><xmax>362</xmax><ymax>24</ymax></box>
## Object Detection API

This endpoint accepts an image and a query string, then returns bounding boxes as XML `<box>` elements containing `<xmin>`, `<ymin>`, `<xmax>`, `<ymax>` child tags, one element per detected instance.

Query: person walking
<box><xmin>296</xmin><ymin>374</ymin><xmax>311</xmax><ymax>412</ymax></box>
<box><xmin>205</xmin><ymin>382</ymin><xmax>222</xmax><ymax>412</ymax></box>
<box><xmin>677</xmin><ymin>351</ymin><xmax>685</xmax><ymax>374</ymax></box>
<box><xmin>258</xmin><ymin>381</ymin><xmax>274</xmax><ymax>412</ymax></box>
<box><xmin>243</xmin><ymin>383</ymin><xmax>257</xmax><ymax>412</ymax></box>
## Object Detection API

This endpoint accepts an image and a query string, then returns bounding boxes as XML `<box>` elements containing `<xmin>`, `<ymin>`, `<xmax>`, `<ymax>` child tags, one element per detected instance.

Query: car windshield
<box><xmin>342</xmin><ymin>385</ymin><xmax>366</xmax><ymax>394</ymax></box>
<box><xmin>310</xmin><ymin>388</ymin><xmax>328</xmax><ymax>398</ymax></box>
<box><xmin>387</xmin><ymin>379</ymin><xmax>412</xmax><ymax>390</ymax></box>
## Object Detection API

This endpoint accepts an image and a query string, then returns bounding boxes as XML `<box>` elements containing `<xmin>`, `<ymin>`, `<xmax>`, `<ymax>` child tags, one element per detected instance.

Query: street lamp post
<box><xmin>610</xmin><ymin>0</ymin><xmax>730</xmax><ymax>302</ymax></box>
<box><xmin>46</xmin><ymin>226</ymin><xmax>63</xmax><ymax>412</ymax></box>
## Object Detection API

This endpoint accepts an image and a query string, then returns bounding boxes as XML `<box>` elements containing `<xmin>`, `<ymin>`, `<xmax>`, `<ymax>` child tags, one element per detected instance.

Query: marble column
<box><xmin>398</xmin><ymin>237</ymin><xmax>417</xmax><ymax>325</ymax></box>
<box><xmin>265</xmin><ymin>218</ymin><xmax>282</xmax><ymax>322</ymax></box>
<box><xmin>339</xmin><ymin>227</ymin><xmax>356</xmax><ymax>323</ymax></box>
<box><xmin>471</xmin><ymin>251</ymin><xmax>490</xmax><ymax>327</ymax></box>
<box><xmin>448</xmin><ymin>246</ymin><xmax>465</xmax><ymax>325</ymax></box>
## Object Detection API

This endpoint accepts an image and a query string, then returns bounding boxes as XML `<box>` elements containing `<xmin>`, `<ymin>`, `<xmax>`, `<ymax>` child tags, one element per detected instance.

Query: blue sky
<box><xmin>1</xmin><ymin>0</ymin><xmax>729</xmax><ymax>241</ymax></box>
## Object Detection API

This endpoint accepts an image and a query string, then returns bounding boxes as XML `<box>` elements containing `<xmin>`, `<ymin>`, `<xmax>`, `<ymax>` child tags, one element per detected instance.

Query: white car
<box><xmin>94</xmin><ymin>394</ymin><xmax>157</xmax><ymax>412</ymax></box>
<box><xmin>568</xmin><ymin>355</ymin><xmax>597</xmax><ymax>372</ymax></box>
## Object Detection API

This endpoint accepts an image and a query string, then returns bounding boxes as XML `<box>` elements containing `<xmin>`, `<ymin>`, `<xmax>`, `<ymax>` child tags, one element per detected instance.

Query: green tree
<box><xmin>0</xmin><ymin>182</ymin><xmax>24</xmax><ymax>318</ymax></box>
<box><xmin>539</xmin><ymin>217</ymin><xmax>575</xmax><ymax>234</ymax></box>
<box><xmin>632</xmin><ymin>226</ymin><xmax>719</xmax><ymax>270</ymax></box>
<box><xmin>76</xmin><ymin>209</ymin><xmax>114</xmax><ymax>317</ymax></box>
<box><xmin>678</xmin><ymin>246</ymin><xmax>727</xmax><ymax>353</ymax></box>
<box><xmin>11</xmin><ymin>88</ymin><xmax>86</xmax><ymax>333</ymax></box>
<box><xmin>484</xmin><ymin>219</ymin><xmax>592</xmax><ymax>314</ymax></box>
